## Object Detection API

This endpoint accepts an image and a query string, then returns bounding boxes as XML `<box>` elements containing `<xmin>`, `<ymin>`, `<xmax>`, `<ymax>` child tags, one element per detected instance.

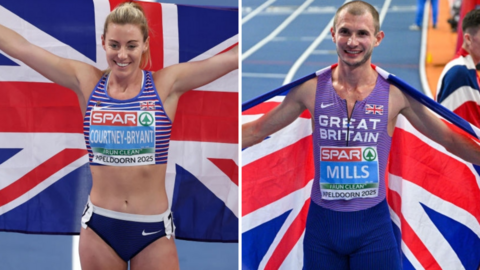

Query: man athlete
<box><xmin>242</xmin><ymin>1</ymin><xmax>480</xmax><ymax>269</ymax></box>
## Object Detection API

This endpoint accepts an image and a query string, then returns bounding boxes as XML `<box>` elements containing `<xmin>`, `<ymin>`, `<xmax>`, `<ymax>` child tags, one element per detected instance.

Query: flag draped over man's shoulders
<box><xmin>242</xmin><ymin>65</ymin><xmax>480</xmax><ymax>269</ymax></box>
<box><xmin>0</xmin><ymin>0</ymin><xmax>238</xmax><ymax>242</ymax></box>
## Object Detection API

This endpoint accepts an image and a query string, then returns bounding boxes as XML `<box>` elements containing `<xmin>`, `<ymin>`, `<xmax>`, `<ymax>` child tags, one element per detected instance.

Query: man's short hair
<box><xmin>462</xmin><ymin>9</ymin><xmax>480</xmax><ymax>35</ymax></box>
<box><xmin>333</xmin><ymin>1</ymin><xmax>380</xmax><ymax>34</ymax></box>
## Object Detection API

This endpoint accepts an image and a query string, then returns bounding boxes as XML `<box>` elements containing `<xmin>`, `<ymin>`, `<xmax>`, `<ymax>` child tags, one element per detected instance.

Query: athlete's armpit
<box><xmin>242</xmin><ymin>78</ymin><xmax>316</xmax><ymax>148</ymax></box>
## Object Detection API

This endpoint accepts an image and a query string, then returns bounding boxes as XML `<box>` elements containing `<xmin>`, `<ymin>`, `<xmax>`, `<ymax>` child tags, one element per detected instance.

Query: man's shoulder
<box><xmin>437</xmin><ymin>57</ymin><xmax>479</xmax><ymax>102</ymax></box>
<box><xmin>442</xmin><ymin>63</ymin><xmax>476</xmax><ymax>83</ymax></box>
<box><xmin>387</xmin><ymin>84</ymin><xmax>403</xmax><ymax>98</ymax></box>
<box><xmin>437</xmin><ymin>56</ymin><xmax>474</xmax><ymax>96</ymax></box>
<box><xmin>443</xmin><ymin>55</ymin><xmax>475</xmax><ymax>74</ymax></box>
<box><xmin>444</xmin><ymin>60</ymin><xmax>471</xmax><ymax>73</ymax></box>
<box><xmin>295</xmin><ymin>76</ymin><xmax>318</xmax><ymax>93</ymax></box>
<box><xmin>439</xmin><ymin>57</ymin><xmax>475</xmax><ymax>88</ymax></box>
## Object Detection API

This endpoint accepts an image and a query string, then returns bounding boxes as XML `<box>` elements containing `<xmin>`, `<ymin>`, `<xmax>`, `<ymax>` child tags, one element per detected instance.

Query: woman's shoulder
<box><xmin>76</xmin><ymin>65</ymin><xmax>105</xmax><ymax>97</ymax></box>
<box><xmin>150</xmin><ymin>67</ymin><xmax>176</xmax><ymax>86</ymax></box>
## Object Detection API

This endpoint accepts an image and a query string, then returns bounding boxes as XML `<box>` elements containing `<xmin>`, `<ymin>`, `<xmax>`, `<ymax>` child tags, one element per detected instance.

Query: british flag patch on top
<box><xmin>365</xmin><ymin>104</ymin><xmax>384</xmax><ymax>115</ymax></box>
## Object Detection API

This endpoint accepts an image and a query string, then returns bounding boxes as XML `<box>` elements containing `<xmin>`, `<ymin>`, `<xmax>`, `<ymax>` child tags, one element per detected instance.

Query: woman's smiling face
<box><xmin>102</xmin><ymin>23</ymin><xmax>148</xmax><ymax>76</ymax></box>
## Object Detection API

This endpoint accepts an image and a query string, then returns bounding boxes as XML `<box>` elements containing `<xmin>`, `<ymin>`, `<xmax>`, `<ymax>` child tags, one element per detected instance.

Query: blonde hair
<box><xmin>103</xmin><ymin>2</ymin><xmax>152</xmax><ymax>69</ymax></box>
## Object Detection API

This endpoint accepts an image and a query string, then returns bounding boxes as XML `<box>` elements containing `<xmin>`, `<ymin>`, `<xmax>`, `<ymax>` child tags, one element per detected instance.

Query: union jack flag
<box><xmin>0</xmin><ymin>0</ymin><xmax>238</xmax><ymax>241</ymax></box>
<box><xmin>242</xmin><ymin>65</ymin><xmax>480</xmax><ymax>269</ymax></box>
<box><xmin>140</xmin><ymin>101</ymin><xmax>156</xmax><ymax>111</ymax></box>
<box><xmin>365</xmin><ymin>104</ymin><xmax>384</xmax><ymax>115</ymax></box>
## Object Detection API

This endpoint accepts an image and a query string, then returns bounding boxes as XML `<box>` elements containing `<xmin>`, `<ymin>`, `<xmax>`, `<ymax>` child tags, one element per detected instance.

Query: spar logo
<box><xmin>363</xmin><ymin>147</ymin><xmax>376</xmax><ymax>161</ymax></box>
<box><xmin>321</xmin><ymin>147</ymin><xmax>362</xmax><ymax>161</ymax></box>
<box><xmin>321</xmin><ymin>147</ymin><xmax>377</xmax><ymax>162</ymax></box>
<box><xmin>139</xmin><ymin>112</ymin><xmax>154</xmax><ymax>126</ymax></box>
<box><xmin>91</xmin><ymin>111</ymin><xmax>154</xmax><ymax>126</ymax></box>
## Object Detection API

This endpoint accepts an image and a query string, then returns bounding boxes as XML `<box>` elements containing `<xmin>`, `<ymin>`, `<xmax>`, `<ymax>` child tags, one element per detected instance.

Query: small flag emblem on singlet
<box><xmin>140</xmin><ymin>101</ymin><xmax>156</xmax><ymax>110</ymax></box>
<box><xmin>365</xmin><ymin>104</ymin><xmax>383</xmax><ymax>115</ymax></box>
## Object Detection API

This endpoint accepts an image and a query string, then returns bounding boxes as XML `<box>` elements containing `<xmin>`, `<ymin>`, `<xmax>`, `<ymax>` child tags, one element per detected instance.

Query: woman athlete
<box><xmin>0</xmin><ymin>2</ymin><xmax>237</xmax><ymax>269</ymax></box>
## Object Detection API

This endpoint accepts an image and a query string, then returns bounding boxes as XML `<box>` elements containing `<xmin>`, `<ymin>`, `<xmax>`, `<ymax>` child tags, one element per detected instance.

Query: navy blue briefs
<box><xmin>81</xmin><ymin>198</ymin><xmax>175</xmax><ymax>261</ymax></box>
<box><xmin>303</xmin><ymin>199</ymin><xmax>401</xmax><ymax>270</ymax></box>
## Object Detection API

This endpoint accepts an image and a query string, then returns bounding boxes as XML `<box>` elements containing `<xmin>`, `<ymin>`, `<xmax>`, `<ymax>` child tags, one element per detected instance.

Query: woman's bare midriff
<box><xmin>88</xmin><ymin>164</ymin><xmax>169</xmax><ymax>215</ymax></box>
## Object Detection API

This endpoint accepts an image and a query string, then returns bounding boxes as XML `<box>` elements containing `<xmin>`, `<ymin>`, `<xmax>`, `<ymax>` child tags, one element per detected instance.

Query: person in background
<box><xmin>455</xmin><ymin>0</ymin><xmax>480</xmax><ymax>52</ymax></box>
<box><xmin>447</xmin><ymin>0</ymin><xmax>462</xmax><ymax>32</ymax></box>
<box><xmin>437</xmin><ymin>9</ymin><xmax>480</xmax><ymax>128</ymax></box>
<box><xmin>410</xmin><ymin>0</ymin><xmax>439</xmax><ymax>30</ymax></box>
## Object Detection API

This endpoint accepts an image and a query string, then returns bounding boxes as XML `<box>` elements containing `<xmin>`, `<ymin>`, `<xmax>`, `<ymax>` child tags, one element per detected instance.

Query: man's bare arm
<box><xmin>242</xmin><ymin>79</ymin><xmax>315</xmax><ymax>148</ymax></box>
<box><xmin>400</xmin><ymin>90</ymin><xmax>480</xmax><ymax>165</ymax></box>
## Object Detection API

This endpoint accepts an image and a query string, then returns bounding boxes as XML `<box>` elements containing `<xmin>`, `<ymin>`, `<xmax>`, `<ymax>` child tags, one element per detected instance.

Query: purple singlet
<box><xmin>311</xmin><ymin>65</ymin><xmax>392</xmax><ymax>212</ymax></box>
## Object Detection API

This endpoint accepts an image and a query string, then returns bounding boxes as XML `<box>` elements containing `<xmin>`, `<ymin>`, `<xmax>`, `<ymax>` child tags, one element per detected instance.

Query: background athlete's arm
<box><xmin>0</xmin><ymin>24</ymin><xmax>99</xmax><ymax>96</ymax></box>
<box><xmin>398</xmin><ymin>88</ymin><xmax>480</xmax><ymax>165</ymax></box>
<box><xmin>242</xmin><ymin>79</ymin><xmax>315</xmax><ymax>148</ymax></box>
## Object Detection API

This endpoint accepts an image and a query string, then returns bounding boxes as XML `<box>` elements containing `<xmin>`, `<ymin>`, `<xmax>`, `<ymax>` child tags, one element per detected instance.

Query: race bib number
<box><xmin>320</xmin><ymin>146</ymin><xmax>379</xmax><ymax>200</ymax></box>
<box><xmin>89</xmin><ymin>110</ymin><xmax>156</xmax><ymax>166</ymax></box>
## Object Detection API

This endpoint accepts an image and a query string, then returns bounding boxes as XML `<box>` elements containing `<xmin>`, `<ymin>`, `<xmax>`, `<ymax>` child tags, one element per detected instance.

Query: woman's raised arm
<box><xmin>154</xmin><ymin>45</ymin><xmax>238</xmax><ymax>100</ymax></box>
<box><xmin>0</xmin><ymin>24</ymin><xmax>100</xmax><ymax>97</ymax></box>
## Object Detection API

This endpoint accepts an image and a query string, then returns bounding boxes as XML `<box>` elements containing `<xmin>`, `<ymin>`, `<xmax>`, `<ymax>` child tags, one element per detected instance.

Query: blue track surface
<box><xmin>242</xmin><ymin>0</ymin><xmax>422</xmax><ymax>102</ymax></box>
<box><xmin>0</xmin><ymin>0</ymin><xmax>238</xmax><ymax>269</ymax></box>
